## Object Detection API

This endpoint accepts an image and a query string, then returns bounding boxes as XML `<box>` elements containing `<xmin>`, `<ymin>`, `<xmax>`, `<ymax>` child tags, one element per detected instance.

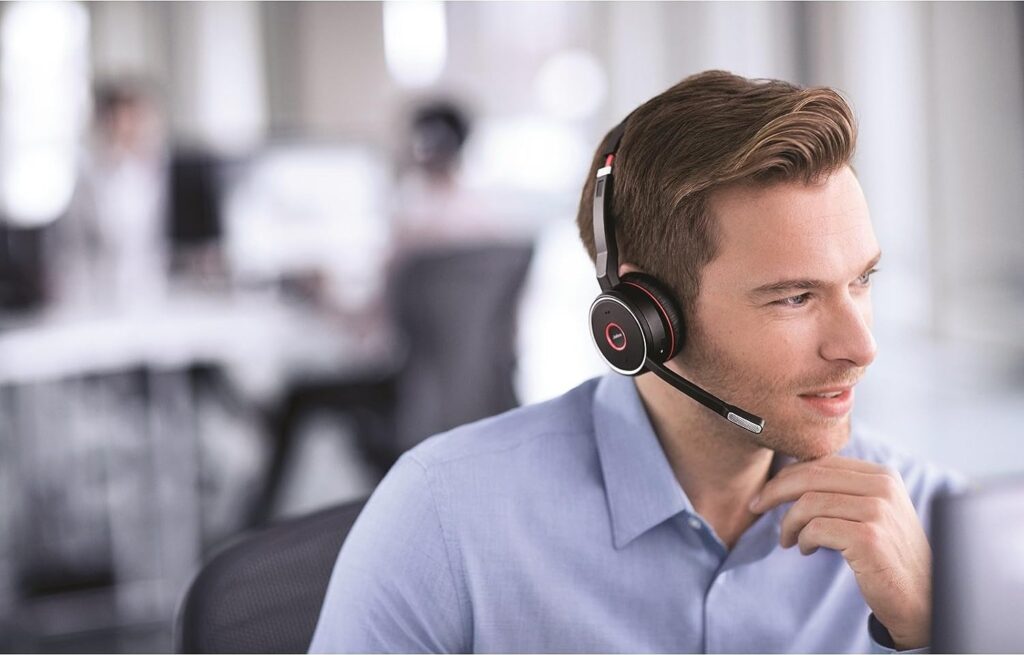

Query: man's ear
<box><xmin>619</xmin><ymin>263</ymin><xmax>643</xmax><ymax>278</ymax></box>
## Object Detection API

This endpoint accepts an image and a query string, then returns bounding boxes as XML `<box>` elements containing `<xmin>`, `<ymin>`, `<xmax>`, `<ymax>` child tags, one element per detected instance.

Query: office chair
<box><xmin>0</xmin><ymin>222</ymin><xmax>47</xmax><ymax>311</ymax></box>
<box><xmin>250</xmin><ymin>241</ymin><xmax>534</xmax><ymax>525</ymax></box>
<box><xmin>388</xmin><ymin>241</ymin><xmax>534</xmax><ymax>453</ymax></box>
<box><xmin>167</xmin><ymin>150</ymin><xmax>224</xmax><ymax>249</ymax></box>
<box><xmin>176</xmin><ymin>497</ymin><xmax>366</xmax><ymax>654</ymax></box>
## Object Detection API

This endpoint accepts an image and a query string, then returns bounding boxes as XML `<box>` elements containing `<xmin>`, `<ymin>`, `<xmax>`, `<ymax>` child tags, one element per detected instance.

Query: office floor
<box><xmin>270</xmin><ymin>413</ymin><xmax>382</xmax><ymax>521</ymax></box>
<box><xmin>9</xmin><ymin>623</ymin><xmax>170</xmax><ymax>654</ymax></box>
<box><xmin>0</xmin><ymin>407</ymin><xmax>380</xmax><ymax>655</ymax></box>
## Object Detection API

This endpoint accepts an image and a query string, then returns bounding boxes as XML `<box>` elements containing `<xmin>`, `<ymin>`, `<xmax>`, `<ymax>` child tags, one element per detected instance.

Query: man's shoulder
<box><xmin>405</xmin><ymin>376</ymin><xmax>603</xmax><ymax>472</ymax></box>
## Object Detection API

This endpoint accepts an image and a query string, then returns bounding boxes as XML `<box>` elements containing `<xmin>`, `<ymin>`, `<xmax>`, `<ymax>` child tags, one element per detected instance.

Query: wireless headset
<box><xmin>588</xmin><ymin>117</ymin><xmax>765</xmax><ymax>434</ymax></box>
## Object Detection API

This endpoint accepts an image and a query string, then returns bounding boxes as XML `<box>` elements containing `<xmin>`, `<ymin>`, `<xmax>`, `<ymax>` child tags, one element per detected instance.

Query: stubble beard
<box><xmin>678</xmin><ymin>321</ymin><xmax>855</xmax><ymax>462</ymax></box>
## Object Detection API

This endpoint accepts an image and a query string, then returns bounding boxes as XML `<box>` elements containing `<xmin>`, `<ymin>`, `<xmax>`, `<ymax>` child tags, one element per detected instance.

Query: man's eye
<box><xmin>774</xmin><ymin>293</ymin><xmax>811</xmax><ymax>307</ymax></box>
<box><xmin>857</xmin><ymin>268</ymin><xmax>880</xmax><ymax>286</ymax></box>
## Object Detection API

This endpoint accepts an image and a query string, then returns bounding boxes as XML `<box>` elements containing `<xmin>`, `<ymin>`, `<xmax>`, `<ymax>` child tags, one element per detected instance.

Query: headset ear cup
<box><xmin>589</xmin><ymin>292</ymin><xmax>648</xmax><ymax>375</ymax></box>
<box><xmin>618</xmin><ymin>272</ymin><xmax>686</xmax><ymax>361</ymax></box>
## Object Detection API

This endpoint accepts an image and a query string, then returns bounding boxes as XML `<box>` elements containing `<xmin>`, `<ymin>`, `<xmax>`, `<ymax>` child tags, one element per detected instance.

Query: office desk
<box><xmin>0</xmin><ymin>289</ymin><xmax>391</xmax><ymax>639</ymax></box>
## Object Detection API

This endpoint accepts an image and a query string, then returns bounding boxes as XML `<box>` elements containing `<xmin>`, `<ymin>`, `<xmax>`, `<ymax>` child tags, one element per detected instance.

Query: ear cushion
<box><xmin>618</xmin><ymin>272</ymin><xmax>686</xmax><ymax>360</ymax></box>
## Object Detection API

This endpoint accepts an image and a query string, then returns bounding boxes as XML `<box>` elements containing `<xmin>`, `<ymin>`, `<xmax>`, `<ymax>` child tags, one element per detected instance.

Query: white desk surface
<box><xmin>0</xmin><ymin>290</ymin><xmax>392</xmax><ymax>399</ymax></box>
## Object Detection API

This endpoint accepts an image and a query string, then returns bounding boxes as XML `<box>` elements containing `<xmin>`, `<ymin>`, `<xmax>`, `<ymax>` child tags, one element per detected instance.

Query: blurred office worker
<box><xmin>57</xmin><ymin>80</ymin><xmax>170</xmax><ymax>309</ymax></box>
<box><xmin>309</xmin><ymin>71</ymin><xmax>962</xmax><ymax>653</ymax></box>
<box><xmin>391</xmin><ymin>100</ymin><xmax>498</xmax><ymax>249</ymax></box>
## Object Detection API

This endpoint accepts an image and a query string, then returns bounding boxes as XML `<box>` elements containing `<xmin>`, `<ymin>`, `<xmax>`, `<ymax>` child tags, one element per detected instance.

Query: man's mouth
<box><xmin>797</xmin><ymin>387</ymin><xmax>855</xmax><ymax>417</ymax></box>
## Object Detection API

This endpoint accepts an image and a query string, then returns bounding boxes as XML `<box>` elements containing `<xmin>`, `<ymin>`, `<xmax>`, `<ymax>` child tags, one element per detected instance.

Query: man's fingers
<box><xmin>774</xmin><ymin>455</ymin><xmax>891</xmax><ymax>481</ymax></box>
<box><xmin>751</xmin><ymin>466</ymin><xmax>892</xmax><ymax>513</ymax></box>
<box><xmin>779</xmin><ymin>491</ymin><xmax>887</xmax><ymax>548</ymax></box>
<box><xmin>795</xmin><ymin>516</ymin><xmax>867</xmax><ymax>556</ymax></box>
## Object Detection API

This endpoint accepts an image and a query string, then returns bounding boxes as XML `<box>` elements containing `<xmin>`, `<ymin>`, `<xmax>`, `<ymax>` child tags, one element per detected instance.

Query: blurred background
<box><xmin>0</xmin><ymin>1</ymin><xmax>1022</xmax><ymax>652</ymax></box>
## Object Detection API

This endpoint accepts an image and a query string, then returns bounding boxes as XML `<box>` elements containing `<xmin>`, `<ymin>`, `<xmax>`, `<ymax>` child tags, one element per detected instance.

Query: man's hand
<box><xmin>749</xmin><ymin>456</ymin><xmax>931</xmax><ymax>651</ymax></box>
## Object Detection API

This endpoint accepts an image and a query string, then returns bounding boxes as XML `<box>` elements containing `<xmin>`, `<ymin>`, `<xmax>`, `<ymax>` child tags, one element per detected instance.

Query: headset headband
<box><xmin>593</xmin><ymin>117</ymin><xmax>629</xmax><ymax>292</ymax></box>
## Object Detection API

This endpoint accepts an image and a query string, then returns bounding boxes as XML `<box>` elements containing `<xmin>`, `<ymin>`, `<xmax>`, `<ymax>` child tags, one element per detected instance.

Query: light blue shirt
<box><xmin>310</xmin><ymin>374</ymin><xmax>962</xmax><ymax>653</ymax></box>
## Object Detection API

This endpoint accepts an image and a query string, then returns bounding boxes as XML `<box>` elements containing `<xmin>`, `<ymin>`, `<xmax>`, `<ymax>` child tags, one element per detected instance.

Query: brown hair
<box><xmin>576</xmin><ymin>70</ymin><xmax>857</xmax><ymax>316</ymax></box>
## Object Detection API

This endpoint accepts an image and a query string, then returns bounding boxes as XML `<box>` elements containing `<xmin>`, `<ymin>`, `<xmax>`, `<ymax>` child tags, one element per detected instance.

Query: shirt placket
<box><xmin>695</xmin><ymin>508</ymin><xmax>783</xmax><ymax>653</ymax></box>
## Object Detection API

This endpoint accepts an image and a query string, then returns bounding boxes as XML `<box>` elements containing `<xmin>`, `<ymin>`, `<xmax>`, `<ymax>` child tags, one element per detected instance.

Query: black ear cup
<box><xmin>618</xmin><ymin>273</ymin><xmax>685</xmax><ymax>362</ymax></box>
<box><xmin>589</xmin><ymin>273</ymin><xmax>686</xmax><ymax>375</ymax></box>
<box><xmin>589</xmin><ymin>291</ymin><xmax>647</xmax><ymax>375</ymax></box>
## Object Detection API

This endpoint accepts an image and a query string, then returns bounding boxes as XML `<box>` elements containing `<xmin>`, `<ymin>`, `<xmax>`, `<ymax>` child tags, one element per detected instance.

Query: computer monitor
<box><xmin>221</xmin><ymin>142</ymin><xmax>390</xmax><ymax>308</ymax></box>
<box><xmin>932</xmin><ymin>477</ymin><xmax>1024</xmax><ymax>653</ymax></box>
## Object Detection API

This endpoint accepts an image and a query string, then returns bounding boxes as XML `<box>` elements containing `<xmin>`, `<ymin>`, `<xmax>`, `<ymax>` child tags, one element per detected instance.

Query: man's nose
<box><xmin>819</xmin><ymin>294</ymin><xmax>877</xmax><ymax>367</ymax></box>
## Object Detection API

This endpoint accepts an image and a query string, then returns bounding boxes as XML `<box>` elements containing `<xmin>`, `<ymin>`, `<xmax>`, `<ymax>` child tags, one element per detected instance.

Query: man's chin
<box><xmin>764</xmin><ymin>415</ymin><xmax>852</xmax><ymax>462</ymax></box>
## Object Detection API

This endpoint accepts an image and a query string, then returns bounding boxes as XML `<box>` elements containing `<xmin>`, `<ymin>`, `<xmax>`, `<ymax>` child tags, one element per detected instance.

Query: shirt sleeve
<box><xmin>308</xmin><ymin>453</ymin><xmax>469</xmax><ymax>653</ymax></box>
<box><xmin>868</xmin><ymin>613</ymin><xmax>929</xmax><ymax>654</ymax></box>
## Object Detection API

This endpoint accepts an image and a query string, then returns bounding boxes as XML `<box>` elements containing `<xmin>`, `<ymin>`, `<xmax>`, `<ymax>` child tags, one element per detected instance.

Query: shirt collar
<box><xmin>593</xmin><ymin>373</ymin><xmax>692</xmax><ymax>549</ymax></box>
<box><xmin>592</xmin><ymin>373</ymin><xmax>796</xmax><ymax>550</ymax></box>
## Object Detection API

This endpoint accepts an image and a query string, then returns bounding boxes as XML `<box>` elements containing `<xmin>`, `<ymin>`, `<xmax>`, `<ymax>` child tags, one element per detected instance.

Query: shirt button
<box><xmin>687</xmin><ymin>516</ymin><xmax>703</xmax><ymax>531</ymax></box>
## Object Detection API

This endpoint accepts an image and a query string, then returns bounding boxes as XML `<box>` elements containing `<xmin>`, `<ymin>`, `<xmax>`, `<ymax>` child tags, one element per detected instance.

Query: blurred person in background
<box><xmin>390</xmin><ymin>99</ymin><xmax>507</xmax><ymax>250</ymax></box>
<box><xmin>55</xmin><ymin>79</ymin><xmax>170</xmax><ymax>311</ymax></box>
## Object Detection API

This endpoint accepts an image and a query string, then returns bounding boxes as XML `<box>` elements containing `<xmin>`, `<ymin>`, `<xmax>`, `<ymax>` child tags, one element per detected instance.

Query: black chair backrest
<box><xmin>167</xmin><ymin>150</ymin><xmax>223</xmax><ymax>248</ymax></box>
<box><xmin>176</xmin><ymin>498</ymin><xmax>366</xmax><ymax>654</ymax></box>
<box><xmin>389</xmin><ymin>241</ymin><xmax>533</xmax><ymax>453</ymax></box>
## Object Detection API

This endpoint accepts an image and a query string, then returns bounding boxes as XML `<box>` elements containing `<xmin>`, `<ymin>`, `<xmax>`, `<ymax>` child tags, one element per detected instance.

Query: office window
<box><xmin>0</xmin><ymin>0</ymin><xmax>90</xmax><ymax>227</ymax></box>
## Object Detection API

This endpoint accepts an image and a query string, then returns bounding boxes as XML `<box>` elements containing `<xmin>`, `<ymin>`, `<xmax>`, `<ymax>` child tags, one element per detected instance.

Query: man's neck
<box><xmin>633</xmin><ymin>373</ymin><xmax>774</xmax><ymax>550</ymax></box>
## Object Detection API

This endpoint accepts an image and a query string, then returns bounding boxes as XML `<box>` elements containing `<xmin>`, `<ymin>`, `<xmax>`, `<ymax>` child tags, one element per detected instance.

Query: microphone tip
<box><xmin>727</xmin><ymin>412</ymin><xmax>764</xmax><ymax>434</ymax></box>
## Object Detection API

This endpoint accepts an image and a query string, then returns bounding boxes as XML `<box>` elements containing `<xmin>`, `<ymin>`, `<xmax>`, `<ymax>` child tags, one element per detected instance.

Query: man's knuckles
<box><xmin>864</xmin><ymin>496</ymin><xmax>888</xmax><ymax>523</ymax></box>
<box><xmin>875</xmin><ymin>472</ymin><xmax>906</xmax><ymax>502</ymax></box>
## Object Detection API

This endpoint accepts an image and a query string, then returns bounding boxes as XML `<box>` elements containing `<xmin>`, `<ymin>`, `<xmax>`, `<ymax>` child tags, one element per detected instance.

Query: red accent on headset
<box><xmin>621</xmin><ymin>281</ymin><xmax>676</xmax><ymax>357</ymax></box>
<box><xmin>605</xmin><ymin>154</ymin><xmax>614</xmax><ymax>167</ymax></box>
<box><xmin>605</xmin><ymin>322</ymin><xmax>627</xmax><ymax>352</ymax></box>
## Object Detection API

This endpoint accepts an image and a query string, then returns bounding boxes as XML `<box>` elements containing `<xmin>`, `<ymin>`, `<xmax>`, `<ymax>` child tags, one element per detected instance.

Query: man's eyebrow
<box><xmin>747</xmin><ymin>251</ymin><xmax>883</xmax><ymax>298</ymax></box>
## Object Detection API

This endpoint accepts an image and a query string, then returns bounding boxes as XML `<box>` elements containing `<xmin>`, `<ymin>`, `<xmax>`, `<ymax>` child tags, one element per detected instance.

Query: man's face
<box><xmin>678</xmin><ymin>166</ymin><xmax>879</xmax><ymax>461</ymax></box>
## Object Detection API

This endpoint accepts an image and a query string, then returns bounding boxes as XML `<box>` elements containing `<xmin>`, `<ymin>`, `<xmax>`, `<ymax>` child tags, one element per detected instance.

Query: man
<box><xmin>309</xmin><ymin>70</ymin><xmax>961</xmax><ymax>653</ymax></box>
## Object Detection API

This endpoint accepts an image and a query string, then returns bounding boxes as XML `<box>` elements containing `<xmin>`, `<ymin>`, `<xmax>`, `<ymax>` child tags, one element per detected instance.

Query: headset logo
<box><xmin>605</xmin><ymin>323</ymin><xmax>627</xmax><ymax>351</ymax></box>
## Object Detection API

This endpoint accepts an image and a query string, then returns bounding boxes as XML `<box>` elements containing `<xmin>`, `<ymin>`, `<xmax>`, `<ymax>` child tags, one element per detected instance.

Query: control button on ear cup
<box><xmin>604</xmin><ymin>322</ymin><xmax>628</xmax><ymax>351</ymax></box>
<box><xmin>618</xmin><ymin>272</ymin><xmax>685</xmax><ymax>361</ymax></box>
<box><xmin>589</xmin><ymin>294</ymin><xmax>647</xmax><ymax>375</ymax></box>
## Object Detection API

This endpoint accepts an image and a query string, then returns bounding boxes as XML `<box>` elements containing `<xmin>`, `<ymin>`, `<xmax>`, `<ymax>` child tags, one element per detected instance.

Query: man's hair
<box><xmin>410</xmin><ymin>99</ymin><xmax>471</xmax><ymax>172</ymax></box>
<box><xmin>576</xmin><ymin>70</ymin><xmax>857</xmax><ymax>316</ymax></box>
<box><xmin>93</xmin><ymin>78</ymin><xmax>156</xmax><ymax>123</ymax></box>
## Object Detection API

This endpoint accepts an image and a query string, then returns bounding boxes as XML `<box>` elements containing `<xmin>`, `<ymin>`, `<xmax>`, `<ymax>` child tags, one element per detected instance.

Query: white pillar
<box><xmin>928</xmin><ymin>2</ymin><xmax>1024</xmax><ymax>345</ymax></box>
<box><xmin>607</xmin><ymin>2</ymin><xmax>669</xmax><ymax>120</ymax></box>
<box><xmin>170</xmin><ymin>2</ymin><xmax>267</xmax><ymax>153</ymax></box>
<box><xmin>807</xmin><ymin>3</ymin><xmax>934</xmax><ymax>336</ymax></box>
